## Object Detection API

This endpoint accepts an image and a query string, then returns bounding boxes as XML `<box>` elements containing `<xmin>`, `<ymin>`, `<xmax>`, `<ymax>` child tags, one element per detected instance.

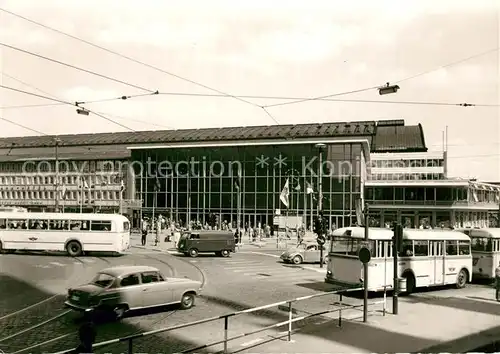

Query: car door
<box><xmin>140</xmin><ymin>271</ymin><xmax>173</xmax><ymax>307</ymax></box>
<box><xmin>304</xmin><ymin>244</ymin><xmax>320</xmax><ymax>262</ymax></box>
<box><xmin>118</xmin><ymin>273</ymin><xmax>144</xmax><ymax>309</ymax></box>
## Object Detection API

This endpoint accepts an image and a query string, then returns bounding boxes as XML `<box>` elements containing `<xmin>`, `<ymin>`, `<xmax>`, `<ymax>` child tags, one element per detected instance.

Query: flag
<box><xmin>280</xmin><ymin>179</ymin><xmax>290</xmax><ymax>208</ymax></box>
<box><xmin>60</xmin><ymin>185</ymin><xmax>67</xmax><ymax>200</ymax></box>
<box><xmin>305</xmin><ymin>182</ymin><xmax>314</xmax><ymax>194</ymax></box>
<box><xmin>120</xmin><ymin>180</ymin><xmax>125</xmax><ymax>192</ymax></box>
<box><xmin>295</xmin><ymin>183</ymin><xmax>301</xmax><ymax>191</ymax></box>
<box><xmin>81</xmin><ymin>177</ymin><xmax>89</xmax><ymax>190</ymax></box>
<box><xmin>234</xmin><ymin>166</ymin><xmax>242</xmax><ymax>190</ymax></box>
<box><xmin>154</xmin><ymin>176</ymin><xmax>161</xmax><ymax>192</ymax></box>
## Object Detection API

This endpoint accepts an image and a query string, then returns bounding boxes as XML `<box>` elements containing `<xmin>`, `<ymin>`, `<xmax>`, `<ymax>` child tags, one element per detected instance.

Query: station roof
<box><xmin>0</xmin><ymin>119</ymin><xmax>427</xmax><ymax>161</ymax></box>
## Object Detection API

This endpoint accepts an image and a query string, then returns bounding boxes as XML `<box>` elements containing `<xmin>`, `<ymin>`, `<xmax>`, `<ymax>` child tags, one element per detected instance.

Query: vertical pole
<box><xmin>119</xmin><ymin>189</ymin><xmax>123</xmax><ymax>215</ymax></box>
<box><xmin>54</xmin><ymin>139</ymin><xmax>60</xmax><ymax>212</ymax></box>
<box><xmin>128</xmin><ymin>338</ymin><xmax>133</xmax><ymax>354</ymax></box>
<box><xmin>393</xmin><ymin>224</ymin><xmax>400</xmax><ymax>315</ymax></box>
<box><xmin>363</xmin><ymin>203</ymin><xmax>369</xmax><ymax>323</ymax></box>
<box><xmin>224</xmin><ymin>316</ymin><xmax>229</xmax><ymax>354</ymax></box>
<box><xmin>79</xmin><ymin>176</ymin><xmax>83</xmax><ymax>214</ymax></box>
<box><xmin>318</xmin><ymin>149</ymin><xmax>323</xmax><ymax>214</ymax></box>
<box><xmin>338</xmin><ymin>293</ymin><xmax>343</xmax><ymax>327</ymax></box>
<box><xmin>383</xmin><ymin>286</ymin><xmax>387</xmax><ymax>316</ymax></box>
<box><xmin>287</xmin><ymin>301</ymin><xmax>293</xmax><ymax>341</ymax></box>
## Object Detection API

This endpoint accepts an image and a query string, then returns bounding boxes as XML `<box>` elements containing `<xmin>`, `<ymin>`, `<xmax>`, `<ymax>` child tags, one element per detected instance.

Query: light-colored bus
<box><xmin>0</xmin><ymin>206</ymin><xmax>27</xmax><ymax>212</ymax></box>
<box><xmin>326</xmin><ymin>227</ymin><xmax>472</xmax><ymax>293</ymax></box>
<box><xmin>457</xmin><ymin>228</ymin><xmax>500</xmax><ymax>279</ymax></box>
<box><xmin>0</xmin><ymin>212</ymin><xmax>130</xmax><ymax>256</ymax></box>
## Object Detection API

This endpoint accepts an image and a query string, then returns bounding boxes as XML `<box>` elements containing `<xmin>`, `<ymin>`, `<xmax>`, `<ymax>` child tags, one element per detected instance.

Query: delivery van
<box><xmin>177</xmin><ymin>231</ymin><xmax>236</xmax><ymax>257</ymax></box>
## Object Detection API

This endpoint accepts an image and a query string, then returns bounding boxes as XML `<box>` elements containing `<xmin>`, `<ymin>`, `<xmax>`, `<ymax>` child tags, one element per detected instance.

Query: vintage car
<box><xmin>280</xmin><ymin>242</ymin><xmax>329</xmax><ymax>265</ymax></box>
<box><xmin>64</xmin><ymin>265</ymin><xmax>202</xmax><ymax>319</ymax></box>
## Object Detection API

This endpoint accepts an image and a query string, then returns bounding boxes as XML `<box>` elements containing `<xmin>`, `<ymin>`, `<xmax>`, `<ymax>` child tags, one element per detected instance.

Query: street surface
<box><xmin>1</xmin><ymin>241</ymin><xmax>499</xmax><ymax>353</ymax></box>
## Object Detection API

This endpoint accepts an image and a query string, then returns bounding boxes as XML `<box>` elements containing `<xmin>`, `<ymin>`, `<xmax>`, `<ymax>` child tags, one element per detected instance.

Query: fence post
<box><xmin>287</xmin><ymin>301</ymin><xmax>293</xmax><ymax>341</ymax></box>
<box><xmin>338</xmin><ymin>293</ymin><xmax>342</xmax><ymax>328</ymax></box>
<box><xmin>128</xmin><ymin>338</ymin><xmax>133</xmax><ymax>354</ymax></box>
<box><xmin>224</xmin><ymin>315</ymin><xmax>229</xmax><ymax>353</ymax></box>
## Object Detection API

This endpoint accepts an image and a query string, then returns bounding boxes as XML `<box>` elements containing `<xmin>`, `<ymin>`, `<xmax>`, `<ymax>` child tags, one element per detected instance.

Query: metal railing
<box><xmin>56</xmin><ymin>287</ymin><xmax>387</xmax><ymax>354</ymax></box>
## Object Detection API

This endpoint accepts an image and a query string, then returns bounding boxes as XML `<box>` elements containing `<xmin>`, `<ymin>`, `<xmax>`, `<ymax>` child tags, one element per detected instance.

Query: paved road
<box><xmin>1</xmin><ymin>248</ymin><xmax>495</xmax><ymax>353</ymax></box>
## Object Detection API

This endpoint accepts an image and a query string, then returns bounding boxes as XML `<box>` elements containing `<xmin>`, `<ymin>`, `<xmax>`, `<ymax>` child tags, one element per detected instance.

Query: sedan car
<box><xmin>280</xmin><ymin>242</ymin><xmax>329</xmax><ymax>265</ymax></box>
<box><xmin>64</xmin><ymin>265</ymin><xmax>202</xmax><ymax>320</ymax></box>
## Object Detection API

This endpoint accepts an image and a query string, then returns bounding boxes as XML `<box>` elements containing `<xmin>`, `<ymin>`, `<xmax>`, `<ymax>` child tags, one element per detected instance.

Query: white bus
<box><xmin>0</xmin><ymin>212</ymin><xmax>130</xmax><ymax>256</ymax></box>
<box><xmin>326</xmin><ymin>227</ymin><xmax>472</xmax><ymax>293</ymax></box>
<box><xmin>0</xmin><ymin>207</ymin><xmax>27</xmax><ymax>212</ymax></box>
<box><xmin>457</xmin><ymin>228</ymin><xmax>500</xmax><ymax>279</ymax></box>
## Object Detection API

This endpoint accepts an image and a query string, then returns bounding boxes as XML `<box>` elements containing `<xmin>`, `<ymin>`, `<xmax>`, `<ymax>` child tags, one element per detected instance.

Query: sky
<box><xmin>0</xmin><ymin>0</ymin><xmax>499</xmax><ymax>181</ymax></box>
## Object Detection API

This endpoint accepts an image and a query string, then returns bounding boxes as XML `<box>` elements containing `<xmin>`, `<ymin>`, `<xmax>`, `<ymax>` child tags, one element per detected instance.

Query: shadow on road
<box><xmin>0</xmin><ymin>273</ymin><xmax>217</xmax><ymax>354</ymax></box>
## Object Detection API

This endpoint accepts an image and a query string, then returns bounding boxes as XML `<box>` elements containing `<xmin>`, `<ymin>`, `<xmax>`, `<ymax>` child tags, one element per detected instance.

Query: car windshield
<box><xmin>92</xmin><ymin>273</ymin><xmax>115</xmax><ymax>287</ymax></box>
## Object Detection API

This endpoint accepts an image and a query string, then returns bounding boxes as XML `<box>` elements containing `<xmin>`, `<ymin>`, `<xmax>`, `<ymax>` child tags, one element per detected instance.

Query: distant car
<box><xmin>280</xmin><ymin>242</ymin><xmax>329</xmax><ymax>265</ymax></box>
<box><xmin>64</xmin><ymin>265</ymin><xmax>202</xmax><ymax>320</ymax></box>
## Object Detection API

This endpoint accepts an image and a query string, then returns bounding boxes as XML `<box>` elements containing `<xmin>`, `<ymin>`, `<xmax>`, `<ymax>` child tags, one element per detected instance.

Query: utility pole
<box><xmin>363</xmin><ymin>203</ymin><xmax>369</xmax><ymax>322</ymax></box>
<box><xmin>54</xmin><ymin>138</ymin><xmax>61</xmax><ymax>212</ymax></box>
<box><xmin>392</xmin><ymin>223</ymin><xmax>402</xmax><ymax>315</ymax></box>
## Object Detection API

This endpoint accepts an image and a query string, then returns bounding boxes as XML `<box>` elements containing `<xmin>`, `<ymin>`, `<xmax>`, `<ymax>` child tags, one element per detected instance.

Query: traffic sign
<box><xmin>317</xmin><ymin>236</ymin><xmax>326</xmax><ymax>245</ymax></box>
<box><xmin>358</xmin><ymin>247</ymin><xmax>371</xmax><ymax>264</ymax></box>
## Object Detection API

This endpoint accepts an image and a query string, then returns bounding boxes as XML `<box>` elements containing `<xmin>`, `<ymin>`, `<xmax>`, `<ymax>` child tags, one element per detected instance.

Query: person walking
<box><xmin>74</xmin><ymin>320</ymin><xmax>96</xmax><ymax>353</ymax></box>
<box><xmin>495</xmin><ymin>261</ymin><xmax>500</xmax><ymax>301</ymax></box>
<box><xmin>141</xmin><ymin>218</ymin><xmax>148</xmax><ymax>246</ymax></box>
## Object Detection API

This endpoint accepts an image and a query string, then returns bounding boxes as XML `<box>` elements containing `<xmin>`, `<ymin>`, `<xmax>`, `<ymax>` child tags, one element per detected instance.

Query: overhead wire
<box><xmin>0</xmin><ymin>115</ymin><xmax>47</xmax><ymax>135</ymax></box>
<box><xmin>0</xmin><ymin>84</ymin><xmax>134</xmax><ymax>131</ymax></box>
<box><xmin>1</xmin><ymin>91</ymin><xmax>496</xmax><ymax>110</ymax></box>
<box><xmin>0</xmin><ymin>42</ymin><xmax>156</xmax><ymax>93</ymax></box>
<box><xmin>0</xmin><ymin>8</ymin><xmax>263</xmax><ymax>108</ymax></box>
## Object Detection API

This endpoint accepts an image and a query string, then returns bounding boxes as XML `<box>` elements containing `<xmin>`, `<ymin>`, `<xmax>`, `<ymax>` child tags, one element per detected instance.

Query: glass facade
<box><xmin>132</xmin><ymin>142</ymin><xmax>365</xmax><ymax>230</ymax></box>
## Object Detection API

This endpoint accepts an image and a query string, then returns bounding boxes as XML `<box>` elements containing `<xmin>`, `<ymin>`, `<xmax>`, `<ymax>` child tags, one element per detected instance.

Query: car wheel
<box><xmin>113</xmin><ymin>305</ymin><xmax>127</xmax><ymax>320</ymax></box>
<box><xmin>456</xmin><ymin>269</ymin><xmax>468</xmax><ymax>289</ymax></box>
<box><xmin>292</xmin><ymin>255</ymin><xmax>303</xmax><ymax>265</ymax></box>
<box><xmin>188</xmin><ymin>248</ymin><xmax>198</xmax><ymax>257</ymax></box>
<box><xmin>180</xmin><ymin>293</ymin><xmax>195</xmax><ymax>310</ymax></box>
<box><xmin>66</xmin><ymin>241</ymin><xmax>83</xmax><ymax>257</ymax></box>
<box><xmin>221</xmin><ymin>249</ymin><xmax>230</xmax><ymax>257</ymax></box>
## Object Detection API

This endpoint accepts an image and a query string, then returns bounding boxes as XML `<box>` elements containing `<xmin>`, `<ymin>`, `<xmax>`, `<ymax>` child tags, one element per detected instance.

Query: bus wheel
<box><xmin>188</xmin><ymin>248</ymin><xmax>198</xmax><ymax>257</ymax></box>
<box><xmin>66</xmin><ymin>241</ymin><xmax>83</xmax><ymax>257</ymax></box>
<box><xmin>405</xmin><ymin>274</ymin><xmax>416</xmax><ymax>294</ymax></box>
<box><xmin>456</xmin><ymin>269</ymin><xmax>468</xmax><ymax>289</ymax></box>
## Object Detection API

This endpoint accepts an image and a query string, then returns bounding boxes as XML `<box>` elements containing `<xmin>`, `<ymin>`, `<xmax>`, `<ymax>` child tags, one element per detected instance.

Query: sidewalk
<box><xmin>235</xmin><ymin>287</ymin><xmax>500</xmax><ymax>353</ymax></box>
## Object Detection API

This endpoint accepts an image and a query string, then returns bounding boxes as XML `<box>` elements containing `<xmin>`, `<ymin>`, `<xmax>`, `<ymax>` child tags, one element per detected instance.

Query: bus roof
<box><xmin>456</xmin><ymin>228</ymin><xmax>500</xmax><ymax>238</ymax></box>
<box><xmin>332</xmin><ymin>227</ymin><xmax>470</xmax><ymax>241</ymax></box>
<box><xmin>0</xmin><ymin>212</ymin><xmax>129</xmax><ymax>221</ymax></box>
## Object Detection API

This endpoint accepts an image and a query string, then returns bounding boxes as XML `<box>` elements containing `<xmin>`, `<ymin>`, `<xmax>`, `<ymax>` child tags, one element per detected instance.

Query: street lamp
<box><xmin>378</xmin><ymin>82</ymin><xmax>400</xmax><ymax>95</ymax></box>
<box><xmin>54</xmin><ymin>138</ymin><xmax>61</xmax><ymax>212</ymax></box>
<box><xmin>314</xmin><ymin>143</ymin><xmax>326</xmax><ymax>214</ymax></box>
<box><xmin>315</xmin><ymin>143</ymin><xmax>327</xmax><ymax>268</ymax></box>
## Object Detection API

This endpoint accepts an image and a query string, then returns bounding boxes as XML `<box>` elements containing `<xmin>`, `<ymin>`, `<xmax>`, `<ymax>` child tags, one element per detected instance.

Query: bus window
<box><xmin>471</xmin><ymin>237</ymin><xmax>485</xmax><ymax>251</ymax></box>
<box><xmin>9</xmin><ymin>219</ymin><xmax>27</xmax><ymax>229</ymax></box>
<box><xmin>399</xmin><ymin>240</ymin><xmax>413</xmax><ymax>257</ymax></box>
<box><xmin>430</xmin><ymin>241</ymin><xmax>443</xmax><ymax>256</ymax></box>
<box><xmin>91</xmin><ymin>221</ymin><xmax>112</xmax><ymax>231</ymax></box>
<box><xmin>446</xmin><ymin>241</ymin><xmax>458</xmax><ymax>256</ymax></box>
<box><xmin>81</xmin><ymin>221</ymin><xmax>90</xmax><ymax>231</ymax></box>
<box><xmin>414</xmin><ymin>241</ymin><xmax>429</xmax><ymax>256</ymax></box>
<box><xmin>458</xmin><ymin>240</ymin><xmax>470</xmax><ymax>255</ymax></box>
<box><xmin>377</xmin><ymin>240</ymin><xmax>385</xmax><ymax>258</ymax></box>
<box><xmin>28</xmin><ymin>219</ymin><xmax>48</xmax><ymax>230</ymax></box>
<box><xmin>123</xmin><ymin>221</ymin><xmax>130</xmax><ymax>231</ymax></box>
<box><xmin>486</xmin><ymin>239</ymin><xmax>493</xmax><ymax>252</ymax></box>
<box><xmin>0</xmin><ymin>219</ymin><xmax>6</xmax><ymax>229</ymax></box>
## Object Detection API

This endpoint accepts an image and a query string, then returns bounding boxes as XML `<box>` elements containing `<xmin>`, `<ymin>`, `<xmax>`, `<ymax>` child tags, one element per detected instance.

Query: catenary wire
<box><xmin>0</xmin><ymin>115</ymin><xmax>47</xmax><ymax>135</ymax></box>
<box><xmin>0</xmin><ymin>84</ymin><xmax>134</xmax><ymax>131</ymax></box>
<box><xmin>0</xmin><ymin>7</ymin><xmax>259</xmax><ymax>108</ymax></box>
<box><xmin>1</xmin><ymin>88</ymin><xmax>497</xmax><ymax>109</ymax></box>
<box><xmin>0</xmin><ymin>42</ymin><xmax>156</xmax><ymax>93</ymax></box>
<box><xmin>2</xmin><ymin>7</ymin><xmax>497</xmax><ymax>123</ymax></box>
<box><xmin>1</xmin><ymin>73</ymin><xmax>162</xmax><ymax>129</ymax></box>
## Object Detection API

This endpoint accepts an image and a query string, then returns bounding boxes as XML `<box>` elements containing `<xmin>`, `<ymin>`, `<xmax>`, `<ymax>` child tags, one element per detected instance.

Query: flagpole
<box><xmin>79</xmin><ymin>176</ymin><xmax>83</xmax><ymax>213</ymax></box>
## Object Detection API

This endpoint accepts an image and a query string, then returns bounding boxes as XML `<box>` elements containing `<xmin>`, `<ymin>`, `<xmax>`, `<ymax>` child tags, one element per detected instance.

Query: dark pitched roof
<box><xmin>0</xmin><ymin>121</ymin><xmax>377</xmax><ymax>149</ymax></box>
<box><xmin>371</xmin><ymin>122</ymin><xmax>427</xmax><ymax>152</ymax></box>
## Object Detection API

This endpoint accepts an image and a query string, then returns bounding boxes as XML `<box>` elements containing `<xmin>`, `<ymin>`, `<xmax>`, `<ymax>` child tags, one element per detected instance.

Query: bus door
<box><xmin>430</xmin><ymin>240</ymin><xmax>444</xmax><ymax>284</ymax></box>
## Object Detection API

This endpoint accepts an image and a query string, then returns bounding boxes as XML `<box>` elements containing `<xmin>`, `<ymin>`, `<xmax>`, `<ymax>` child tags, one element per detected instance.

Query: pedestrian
<box><xmin>74</xmin><ymin>320</ymin><xmax>96</xmax><ymax>353</ymax></box>
<box><xmin>141</xmin><ymin>218</ymin><xmax>148</xmax><ymax>246</ymax></box>
<box><xmin>495</xmin><ymin>261</ymin><xmax>500</xmax><ymax>301</ymax></box>
<box><xmin>155</xmin><ymin>218</ymin><xmax>161</xmax><ymax>246</ymax></box>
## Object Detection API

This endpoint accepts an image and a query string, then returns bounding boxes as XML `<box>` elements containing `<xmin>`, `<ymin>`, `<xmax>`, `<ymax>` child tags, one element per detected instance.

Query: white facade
<box><xmin>369</xmin><ymin>152</ymin><xmax>445</xmax><ymax>181</ymax></box>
